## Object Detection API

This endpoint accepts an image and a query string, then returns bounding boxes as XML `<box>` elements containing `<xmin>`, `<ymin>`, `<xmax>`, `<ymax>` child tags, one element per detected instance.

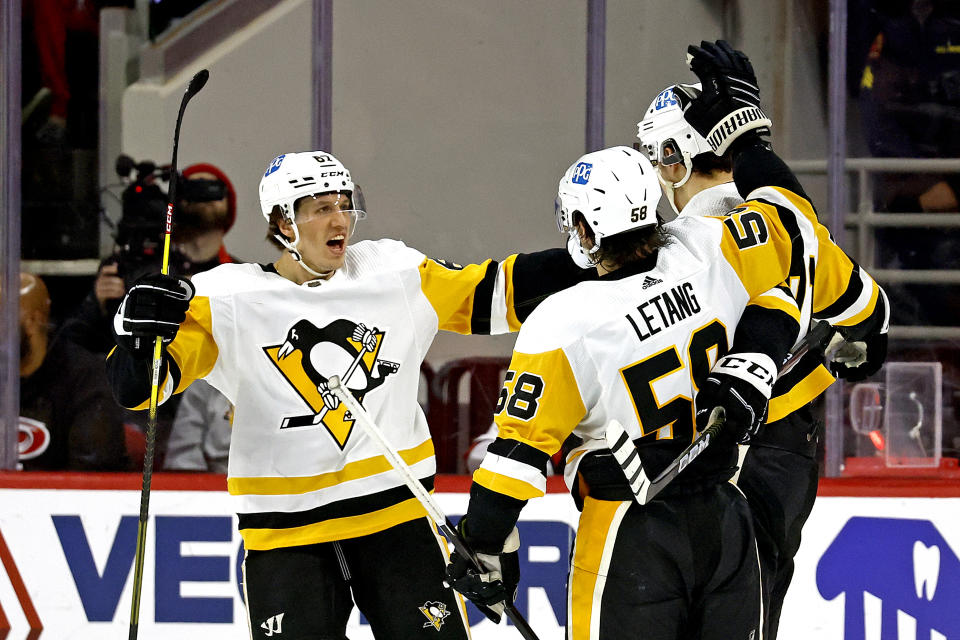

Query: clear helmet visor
<box><xmin>293</xmin><ymin>191</ymin><xmax>367</xmax><ymax>238</ymax></box>
<box><xmin>555</xmin><ymin>191</ymin><xmax>587</xmax><ymax>233</ymax></box>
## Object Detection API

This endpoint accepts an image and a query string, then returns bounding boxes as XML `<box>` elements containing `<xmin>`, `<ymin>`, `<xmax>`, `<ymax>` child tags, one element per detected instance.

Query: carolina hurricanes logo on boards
<box><xmin>263</xmin><ymin>318</ymin><xmax>400</xmax><ymax>448</ymax></box>
<box><xmin>18</xmin><ymin>417</ymin><xmax>50</xmax><ymax>460</ymax></box>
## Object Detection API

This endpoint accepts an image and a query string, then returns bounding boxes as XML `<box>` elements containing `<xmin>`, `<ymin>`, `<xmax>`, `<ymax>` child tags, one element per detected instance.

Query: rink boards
<box><xmin>0</xmin><ymin>473</ymin><xmax>957</xmax><ymax>639</ymax></box>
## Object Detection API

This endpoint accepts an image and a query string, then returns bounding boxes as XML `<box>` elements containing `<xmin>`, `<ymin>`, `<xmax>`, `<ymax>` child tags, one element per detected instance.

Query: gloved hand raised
<box><xmin>444</xmin><ymin>518</ymin><xmax>520</xmax><ymax>624</ymax></box>
<box><xmin>113</xmin><ymin>273</ymin><xmax>195</xmax><ymax>358</ymax></box>
<box><xmin>694</xmin><ymin>352</ymin><xmax>776</xmax><ymax>443</ymax></box>
<box><xmin>676</xmin><ymin>39</ymin><xmax>772</xmax><ymax>155</ymax></box>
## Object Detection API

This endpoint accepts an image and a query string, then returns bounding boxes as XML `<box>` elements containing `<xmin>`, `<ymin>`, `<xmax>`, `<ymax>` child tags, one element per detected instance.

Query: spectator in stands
<box><xmin>849</xmin><ymin>0</ymin><xmax>960</xmax><ymax>326</ymax></box>
<box><xmin>16</xmin><ymin>273</ymin><xmax>128</xmax><ymax>471</ymax></box>
<box><xmin>163</xmin><ymin>380</ymin><xmax>232</xmax><ymax>473</ymax></box>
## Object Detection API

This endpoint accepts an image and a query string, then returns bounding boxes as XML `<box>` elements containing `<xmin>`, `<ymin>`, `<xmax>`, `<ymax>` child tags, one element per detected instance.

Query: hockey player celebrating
<box><xmin>105</xmin><ymin>151</ymin><xmax>593</xmax><ymax>639</ymax></box>
<box><xmin>445</xmin><ymin>41</ymin><xmax>887</xmax><ymax>639</ymax></box>
<box><xmin>637</xmin><ymin>52</ymin><xmax>888</xmax><ymax>640</ymax></box>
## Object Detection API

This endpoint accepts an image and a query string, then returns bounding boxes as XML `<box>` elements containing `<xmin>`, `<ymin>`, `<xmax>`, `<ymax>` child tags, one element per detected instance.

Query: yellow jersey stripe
<box><xmin>569</xmin><ymin>497</ymin><xmax>624</xmax><ymax>640</ymax></box>
<box><xmin>748</xmin><ymin>293</ymin><xmax>801</xmax><ymax>322</ymax></box>
<box><xmin>768</xmin><ymin>186</ymin><xmax>817</xmax><ymax>222</ymax></box>
<box><xmin>473</xmin><ymin>468</ymin><xmax>545</xmax><ymax>501</ymax></box>
<box><xmin>418</xmin><ymin>257</ymin><xmax>491</xmax><ymax>334</ymax></box>
<box><xmin>228</xmin><ymin>439</ymin><xmax>435</xmax><ymax>495</ymax></box>
<box><xmin>240</xmin><ymin>497</ymin><xmax>428</xmax><ymax>550</ymax></box>
<box><xmin>767</xmin><ymin>365</ymin><xmax>835</xmax><ymax>423</ymax></box>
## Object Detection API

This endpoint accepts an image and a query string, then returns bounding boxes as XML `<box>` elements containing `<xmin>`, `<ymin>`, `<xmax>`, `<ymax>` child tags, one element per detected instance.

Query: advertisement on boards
<box><xmin>0</xmin><ymin>479</ymin><xmax>956</xmax><ymax>639</ymax></box>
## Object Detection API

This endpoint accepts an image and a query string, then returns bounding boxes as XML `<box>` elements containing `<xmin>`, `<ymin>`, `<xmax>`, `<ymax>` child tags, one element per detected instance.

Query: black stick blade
<box><xmin>186</xmin><ymin>69</ymin><xmax>209</xmax><ymax>99</ymax></box>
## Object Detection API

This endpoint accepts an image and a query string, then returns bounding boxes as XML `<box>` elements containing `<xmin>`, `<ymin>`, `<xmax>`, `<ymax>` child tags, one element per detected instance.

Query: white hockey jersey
<box><xmin>114</xmin><ymin>239</ymin><xmax>582</xmax><ymax>550</ymax></box>
<box><xmin>473</xmin><ymin>185</ymin><xmax>881</xmax><ymax>504</ymax></box>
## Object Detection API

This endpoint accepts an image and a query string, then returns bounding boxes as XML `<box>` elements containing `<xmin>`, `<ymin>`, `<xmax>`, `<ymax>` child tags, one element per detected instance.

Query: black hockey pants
<box><xmin>568</xmin><ymin>483</ymin><xmax>760</xmax><ymax>640</ymax></box>
<box><xmin>243</xmin><ymin>516</ymin><xmax>469</xmax><ymax>640</ymax></box>
<box><xmin>737</xmin><ymin>405</ymin><xmax>821</xmax><ymax>640</ymax></box>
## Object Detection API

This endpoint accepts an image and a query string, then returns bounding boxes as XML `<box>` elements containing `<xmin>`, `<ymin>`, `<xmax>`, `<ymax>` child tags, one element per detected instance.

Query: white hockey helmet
<box><xmin>636</xmin><ymin>84</ymin><xmax>716</xmax><ymax>214</ymax></box>
<box><xmin>259</xmin><ymin>151</ymin><xmax>360</xmax><ymax>220</ymax></box>
<box><xmin>637</xmin><ymin>83</ymin><xmax>713</xmax><ymax>172</ymax></box>
<box><xmin>555</xmin><ymin>146</ymin><xmax>661</xmax><ymax>267</ymax></box>
<box><xmin>258</xmin><ymin>151</ymin><xmax>367</xmax><ymax>277</ymax></box>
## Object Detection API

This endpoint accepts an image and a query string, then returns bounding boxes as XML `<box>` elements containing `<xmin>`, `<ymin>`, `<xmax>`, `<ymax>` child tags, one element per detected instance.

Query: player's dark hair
<box><xmin>691</xmin><ymin>150</ymin><xmax>733</xmax><ymax>175</ymax></box>
<box><xmin>574</xmin><ymin>212</ymin><xmax>670</xmax><ymax>268</ymax></box>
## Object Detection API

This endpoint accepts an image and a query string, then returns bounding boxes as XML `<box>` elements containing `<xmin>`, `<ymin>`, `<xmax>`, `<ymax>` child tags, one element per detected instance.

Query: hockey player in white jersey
<box><xmin>445</xmin><ymin>41</ymin><xmax>887</xmax><ymax>640</ymax></box>
<box><xmin>638</xmin><ymin>47</ymin><xmax>889</xmax><ymax>640</ymax></box>
<box><xmin>106</xmin><ymin>151</ymin><xmax>595</xmax><ymax>639</ymax></box>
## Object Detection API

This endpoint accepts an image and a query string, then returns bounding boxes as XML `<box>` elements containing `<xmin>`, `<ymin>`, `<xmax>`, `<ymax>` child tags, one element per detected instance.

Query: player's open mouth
<box><xmin>327</xmin><ymin>235</ymin><xmax>346</xmax><ymax>252</ymax></box>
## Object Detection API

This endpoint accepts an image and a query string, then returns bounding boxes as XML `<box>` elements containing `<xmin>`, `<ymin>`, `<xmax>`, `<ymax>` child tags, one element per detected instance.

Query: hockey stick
<box><xmin>280</xmin><ymin>329</ymin><xmax>372</xmax><ymax>429</ymax></box>
<box><xmin>327</xmin><ymin>376</ymin><xmax>541</xmax><ymax>640</ymax></box>
<box><xmin>607</xmin><ymin>320</ymin><xmax>833</xmax><ymax>505</ymax></box>
<box><xmin>128</xmin><ymin>69</ymin><xmax>209</xmax><ymax>640</ymax></box>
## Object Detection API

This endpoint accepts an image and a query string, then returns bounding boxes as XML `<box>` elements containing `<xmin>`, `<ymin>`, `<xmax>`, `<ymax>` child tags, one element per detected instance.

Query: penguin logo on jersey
<box><xmin>419</xmin><ymin>601</ymin><xmax>450</xmax><ymax>630</ymax></box>
<box><xmin>263</xmin><ymin>318</ymin><xmax>400</xmax><ymax>448</ymax></box>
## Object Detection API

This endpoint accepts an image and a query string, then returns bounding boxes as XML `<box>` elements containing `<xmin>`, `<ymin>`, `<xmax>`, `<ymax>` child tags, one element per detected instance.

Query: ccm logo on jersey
<box><xmin>571</xmin><ymin>162</ymin><xmax>592</xmax><ymax>185</ymax></box>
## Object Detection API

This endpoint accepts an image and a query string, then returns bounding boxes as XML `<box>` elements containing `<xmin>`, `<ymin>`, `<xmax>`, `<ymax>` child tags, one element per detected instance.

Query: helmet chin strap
<box><xmin>274</xmin><ymin>220</ymin><xmax>333</xmax><ymax>279</ymax></box>
<box><xmin>658</xmin><ymin>156</ymin><xmax>694</xmax><ymax>215</ymax></box>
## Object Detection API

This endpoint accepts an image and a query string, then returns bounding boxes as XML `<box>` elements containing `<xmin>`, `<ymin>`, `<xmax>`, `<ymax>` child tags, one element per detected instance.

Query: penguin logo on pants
<box><xmin>264</xmin><ymin>318</ymin><xmax>399</xmax><ymax>448</ymax></box>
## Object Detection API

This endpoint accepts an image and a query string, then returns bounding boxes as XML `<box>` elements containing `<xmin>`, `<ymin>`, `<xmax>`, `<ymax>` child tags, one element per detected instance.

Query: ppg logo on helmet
<box><xmin>571</xmin><ymin>162</ymin><xmax>592</xmax><ymax>185</ymax></box>
<box><xmin>264</xmin><ymin>154</ymin><xmax>286</xmax><ymax>177</ymax></box>
<box><xmin>653</xmin><ymin>89</ymin><xmax>678</xmax><ymax>111</ymax></box>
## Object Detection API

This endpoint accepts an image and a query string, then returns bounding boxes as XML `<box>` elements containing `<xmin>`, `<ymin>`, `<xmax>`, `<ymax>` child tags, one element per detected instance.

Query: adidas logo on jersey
<box><xmin>641</xmin><ymin>275</ymin><xmax>663</xmax><ymax>289</ymax></box>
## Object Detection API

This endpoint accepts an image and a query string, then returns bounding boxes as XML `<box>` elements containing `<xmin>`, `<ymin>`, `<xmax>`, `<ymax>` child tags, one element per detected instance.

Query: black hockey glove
<box><xmin>444</xmin><ymin>518</ymin><xmax>520</xmax><ymax>624</ymax></box>
<box><xmin>676</xmin><ymin>39</ymin><xmax>772</xmax><ymax>155</ymax></box>
<box><xmin>826</xmin><ymin>330</ymin><xmax>888</xmax><ymax>382</ymax></box>
<box><xmin>113</xmin><ymin>273</ymin><xmax>195</xmax><ymax>359</ymax></box>
<box><xmin>695</xmin><ymin>352</ymin><xmax>777</xmax><ymax>443</ymax></box>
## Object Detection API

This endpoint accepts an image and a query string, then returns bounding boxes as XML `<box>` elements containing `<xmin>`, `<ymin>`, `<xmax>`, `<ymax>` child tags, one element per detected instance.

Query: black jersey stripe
<box><xmin>817</xmin><ymin>264</ymin><xmax>863</xmax><ymax>320</ymax></box>
<box><xmin>237</xmin><ymin>476</ymin><xmax>435</xmax><ymax>531</ymax></box>
<box><xmin>754</xmin><ymin>197</ymin><xmax>808</xmax><ymax>306</ymax></box>
<box><xmin>469</xmin><ymin>260</ymin><xmax>499</xmax><ymax>335</ymax></box>
<box><xmin>487</xmin><ymin>437</ymin><xmax>551</xmax><ymax>471</ymax></box>
<box><xmin>511</xmin><ymin>248</ymin><xmax>599</xmax><ymax>323</ymax></box>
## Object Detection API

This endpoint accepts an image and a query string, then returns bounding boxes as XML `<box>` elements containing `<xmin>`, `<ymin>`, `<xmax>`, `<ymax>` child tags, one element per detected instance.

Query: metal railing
<box><xmin>788</xmin><ymin>157</ymin><xmax>960</xmax><ymax>341</ymax></box>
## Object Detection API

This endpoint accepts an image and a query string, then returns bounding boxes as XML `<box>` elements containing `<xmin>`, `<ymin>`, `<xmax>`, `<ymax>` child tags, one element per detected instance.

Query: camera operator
<box><xmin>59</xmin><ymin>161</ymin><xmax>238</xmax><ymax>469</ymax></box>
<box><xmin>61</xmin><ymin>161</ymin><xmax>239</xmax><ymax>354</ymax></box>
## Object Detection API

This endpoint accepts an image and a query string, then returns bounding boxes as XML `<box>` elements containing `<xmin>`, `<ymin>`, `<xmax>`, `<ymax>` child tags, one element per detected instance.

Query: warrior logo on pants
<box><xmin>419</xmin><ymin>601</ymin><xmax>450</xmax><ymax>630</ymax></box>
<box><xmin>264</xmin><ymin>318</ymin><xmax>399</xmax><ymax>448</ymax></box>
